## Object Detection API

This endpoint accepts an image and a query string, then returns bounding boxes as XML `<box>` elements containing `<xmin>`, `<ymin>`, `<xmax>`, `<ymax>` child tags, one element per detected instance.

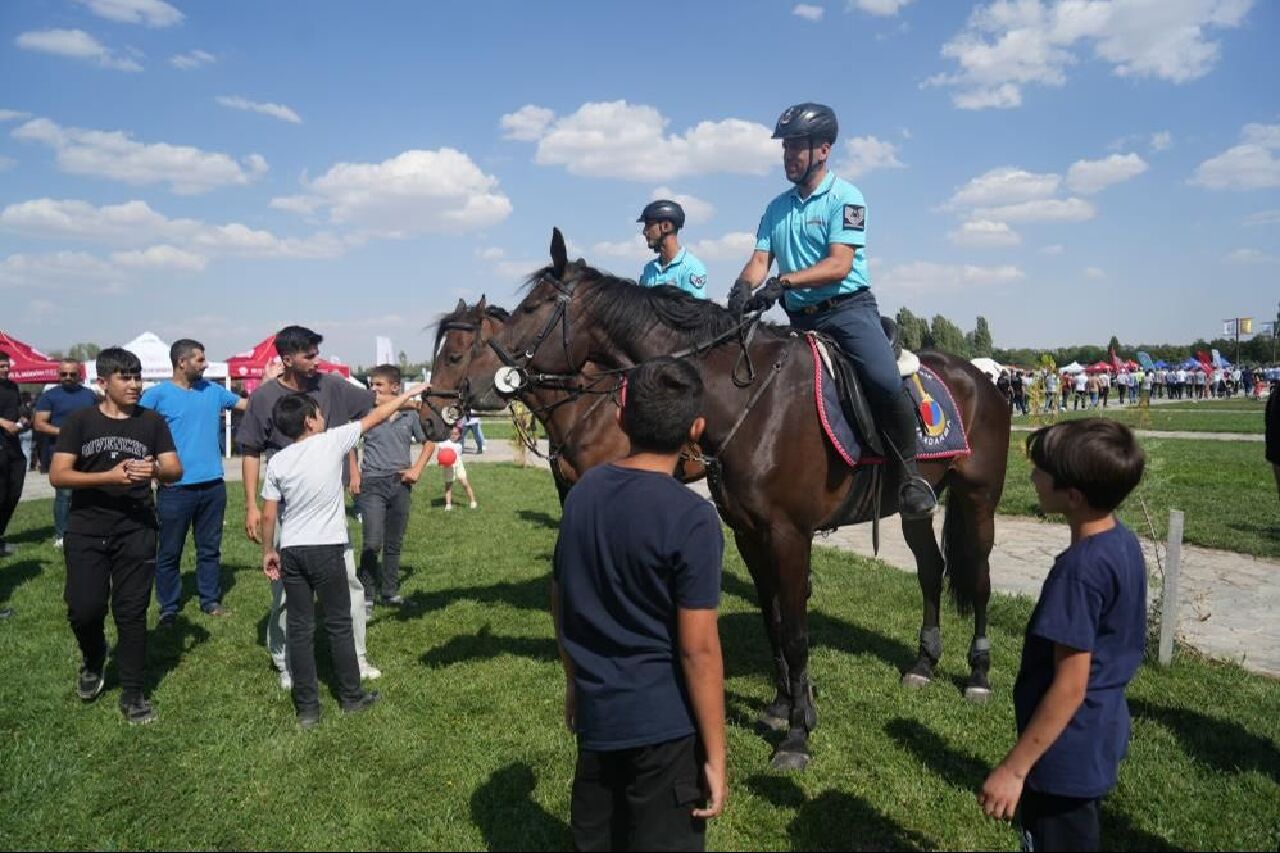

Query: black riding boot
<box><xmin>885</xmin><ymin>392</ymin><xmax>937</xmax><ymax>520</ymax></box>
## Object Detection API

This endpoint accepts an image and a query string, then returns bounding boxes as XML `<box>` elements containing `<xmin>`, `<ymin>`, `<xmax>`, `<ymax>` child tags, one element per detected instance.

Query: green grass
<box><xmin>1016</xmin><ymin>402</ymin><xmax>1266</xmax><ymax>434</ymax></box>
<box><xmin>2</xmin><ymin>465</ymin><xmax>1277</xmax><ymax>850</ymax></box>
<box><xmin>1000</xmin><ymin>433</ymin><xmax>1280</xmax><ymax>559</ymax></box>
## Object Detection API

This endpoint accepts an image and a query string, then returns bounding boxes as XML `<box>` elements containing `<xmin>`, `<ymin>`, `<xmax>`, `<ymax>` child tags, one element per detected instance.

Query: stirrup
<box><xmin>898</xmin><ymin>475</ymin><xmax>937</xmax><ymax>521</ymax></box>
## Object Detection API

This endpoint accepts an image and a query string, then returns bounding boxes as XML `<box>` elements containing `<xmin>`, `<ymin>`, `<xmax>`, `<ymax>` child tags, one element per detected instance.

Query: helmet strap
<box><xmin>792</xmin><ymin>138</ymin><xmax>827</xmax><ymax>189</ymax></box>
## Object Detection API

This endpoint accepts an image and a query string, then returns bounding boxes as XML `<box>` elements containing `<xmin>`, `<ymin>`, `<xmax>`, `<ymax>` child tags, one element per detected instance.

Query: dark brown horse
<box><xmin>425</xmin><ymin>231</ymin><xmax>1010</xmax><ymax>770</ymax></box>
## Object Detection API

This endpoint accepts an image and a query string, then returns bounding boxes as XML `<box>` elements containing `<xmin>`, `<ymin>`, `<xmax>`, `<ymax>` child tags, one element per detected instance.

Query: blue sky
<box><xmin>1</xmin><ymin>0</ymin><xmax>1278</xmax><ymax>365</ymax></box>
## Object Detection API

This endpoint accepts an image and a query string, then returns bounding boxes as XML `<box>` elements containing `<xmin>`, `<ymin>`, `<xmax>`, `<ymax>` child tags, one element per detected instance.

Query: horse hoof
<box><xmin>964</xmin><ymin>686</ymin><xmax>992</xmax><ymax>704</ymax></box>
<box><xmin>770</xmin><ymin>750</ymin><xmax>811</xmax><ymax>772</ymax></box>
<box><xmin>757</xmin><ymin>711</ymin><xmax>789</xmax><ymax>733</ymax></box>
<box><xmin>901</xmin><ymin>672</ymin><xmax>932</xmax><ymax>689</ymax></box>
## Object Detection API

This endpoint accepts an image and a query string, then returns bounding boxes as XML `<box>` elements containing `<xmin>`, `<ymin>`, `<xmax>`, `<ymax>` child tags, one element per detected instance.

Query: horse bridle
<box><xmin>421</xmin><ymin>315</ymin><xmax>500</xmax><ymax>426</ymax></box>
<box><xmin>486</xmin><ymin>274</ymin><xmax>582</xmax><ymax>394</ymax></box>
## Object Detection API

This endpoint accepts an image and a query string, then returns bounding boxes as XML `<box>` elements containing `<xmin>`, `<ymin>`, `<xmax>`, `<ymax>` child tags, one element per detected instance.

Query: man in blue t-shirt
<box><xmin>33</xmin><ymin>358</ymin><xmax>98</xmax><ymax>547</ymax></box>
<box><xmin>979</xmin><ymin>419</ymin><xmax>1147</xmax><ymax>852</ymax></box>
<box><xmin>139</xmin><ymin>339</ymin><xmax>247</xmax><ymax>623</ymax></box>
<box><xmin>553</xmin><ymin>357</ymin><xmax>726</xmax><ymax>851</ymax></box>
<box><xmin>637</xmin><ymin>199</ymin><xmax>710</xmax><ymax>298</ymax></box>
<box><xmin>727</xmin><ymin>102</ymin><xmax>936</xmax><ymax>521</ymax></box>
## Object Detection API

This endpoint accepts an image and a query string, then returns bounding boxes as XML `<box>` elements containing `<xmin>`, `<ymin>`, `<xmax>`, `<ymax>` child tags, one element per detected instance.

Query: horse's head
<box><xmin>421</xmin><ymin>296</ymin><xmax>509</xmax><ymax>440</ymax></box>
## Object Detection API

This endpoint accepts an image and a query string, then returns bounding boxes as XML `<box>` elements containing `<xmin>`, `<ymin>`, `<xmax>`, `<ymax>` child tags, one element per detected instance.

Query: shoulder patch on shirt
<box><xmin>843</xmin><ymin>204</ymin><xmax>866</xmax><ymax>230</ymax></box>
<box><xmin>688</xmin><ymin>274</ymin><xmax>706</xmax><ymax>289</ymax></box>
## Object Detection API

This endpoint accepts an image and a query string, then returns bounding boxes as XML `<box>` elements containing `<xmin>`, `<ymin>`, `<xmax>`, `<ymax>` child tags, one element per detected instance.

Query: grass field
<box><xmin>1</xmin><ymin>464</ymin><xmax>1277</xmax><ymax>850</ymax></box>
<box><xmin>999</xmin><ymin>432</ymin><xmax>1279</xmax><ymax>560</ymax></box>
<box><xmin>1014</xmin><ymin>402</ymin><xmax>1266</xmax><ymax>434</ymax></box>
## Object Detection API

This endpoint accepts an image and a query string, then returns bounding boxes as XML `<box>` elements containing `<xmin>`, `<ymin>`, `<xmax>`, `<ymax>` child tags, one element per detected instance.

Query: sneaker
<box><xmin>364</xmin><ymin>599</ymin><xmax>374</xmax><ymax>618</ymax></box>
<box><xmin>53</xmin><ymin>537</ymin><xmax>64</xmax><ymax>550</ymax></box>
<box><xmin>119</xmin><ymin>694</ymin><xmax>156</xmax><ymax>725</ymax></box>
<box><xmin>202</xmin><ymin>604</ymin><xmax>230</xmax><ymax>617</ymax></box>
<box><xmin>157</xmin><ymin>612</ymin><xmax>177</xmax><ymax>630</ymax></box>
<box><xmin>341</xmin><ymin>690</ymin><xmax>380</xmax><ymax>714</ymax></box>
<box><xmin>469</xmin><ymin>501</ymin><xmax>478</xmax><ymax>509</ymax></box>
<box><xmin>1</xmin><ymin>543</ymin><xmax>16</xmax><ymax>556</ymax></box>
<box><xmin>380</xmin><ymin>594</ymin><xmax>404</xmax><ymax>606</ymax></box>
<box><xmin>444</xmin><ymin>505</ymin><xmax>453</xmax><ymax>512</ymax></box>
<box><xmin>0</xmin><ymin>607</ymin><xmax>12</xmax><ymax>619</ymax></box>
<box><xmin>359</xmin><ymin>660</ymin><xmax>382</xmax><ymax>681</ymax></box>
<box><xmin>297</xmin><ymin>708</ymin><xmax>321</xmax><ymax>730</ymax></box>
<box><xmin>279</xmin><ymin>669</ymin><xmax>293</xmax><ymax>691</ymax></box>
<box><xmin>76</xmin><ymin>666</ymin><xmax>105</xmax><ymax>701</ymax></box>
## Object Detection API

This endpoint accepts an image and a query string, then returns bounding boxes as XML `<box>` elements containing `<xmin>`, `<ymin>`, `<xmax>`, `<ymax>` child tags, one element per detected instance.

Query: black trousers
<box><xmin>571</xmin><ymin>734</ymin><xmax>705</xmax><ymax>852</ymax></box>
<box><xmin>0</xmin><ymin>452</ymin><xmax>24</xmax><ymax>544</ymax></box>
<box><xmin>64</xmin><ymin>528</ymin><xmax>157</xmax><ymax>696</ymax></box>
<box><xmin>1017</xmin><ymin>789</ymin><xmax>1100</xmax><ymax>852</ymax></box>
<box><xmin>357</xmin><ymin>474</ymin><xmax>412</xmax><ymax>599</ymax></box>
<box><xmin>281</xmin><ymin>544</ymin><xmax>363</xmax><ymax>713</ymax></box>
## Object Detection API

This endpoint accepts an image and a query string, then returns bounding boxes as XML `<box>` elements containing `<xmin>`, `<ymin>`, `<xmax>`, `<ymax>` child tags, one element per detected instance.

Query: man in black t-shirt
<box><xmin>552</xmin><ymin>358</ymin><xmax>726</xmax><ymax>851</ymax></box>
<box><xmin>50</xmin><ymin>348</ymin><xmax>181</xmax><ymax>725</ymax></box>
<box><xmin>0</xmin><ymin>350</ymin><xmax>29</xmax><ymax>557</ymax></box>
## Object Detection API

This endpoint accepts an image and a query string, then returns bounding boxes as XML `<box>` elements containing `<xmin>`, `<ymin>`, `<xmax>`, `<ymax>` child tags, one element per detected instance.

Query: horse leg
<box><xmin>550</xmin><ymin>461</ymin><xmax>572</xmax><ymax>507</ymax></box>
<box><xmin>769</xmin><ymin>527</ymin><xmax>817</xmax><ymax>772</ymax></box>
<box><xmin>733</xmin><ymin>531</ymin><xmax>789</xmax><ymax>731</ymax></box>
<box><xmin>943</xmin><ymin>482</ymin><xmax>997</xmax><ymax>702</ymax></box>
<box><xmin>900</xmin><ymin>514</ymin><xmax>944</xmax><ymax>688</ymax></box>
<box><xmin>963</xmin><ymin>505</ymin><xmax>995</xmax><ymax>703</ymax></box>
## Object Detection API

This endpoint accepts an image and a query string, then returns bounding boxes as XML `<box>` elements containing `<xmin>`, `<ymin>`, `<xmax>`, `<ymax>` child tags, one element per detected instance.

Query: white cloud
<box><xmin>946</xmin><ymin>166</ymin><xmax>1060</xmax><ymax>209</ymax></box>
<box><xmin>1041</xmin><ymin>243</ymin><xmax>1064</xmax><ymax>254</ymax></box>
<box><xmin>512</xmin><ymin>101</ymin><xmax>777</xmax><ymax>182</ymax></box>
<box><xmin>110</xmin><ymin>244</ymin><xmax>207</xmax><ymax>271</ymax></box>
<box><xmin>793</xmin><ymin>4</ymin><xmax>825</xmax><ymax>21</ymax></box>
<box><xmin>878</xmin><ymin>261</ymin><xmax>1024</xmax><ymax>292</ymax></box>
<box><xmin>282</xmin><ymin>148</ymin><xmax>512</xmax><ymax>235</ymax></box>
<box><xmin>215</xmin><ymin>95</ymin><xmax>302</xmax><ymax>124</ymax></box>
<box><xmin>948</xmin><ymin>219</ymin><xmax>1022</xmax><ymax>248</ymax></box>
<box><xmin>1084</xmin><ymin>266</ymin><xmax>1105</xmax><ymax>279</ymax></box>
<box><xmin>170</xmin><ymin>49</ymin><xmax>215</xmax><ymax>70</ymax></box>
<box><xmin>1065</xmin><ymin>152</ymin><xmax>1148</xmax><ymax>194</ymax></box>
<box><xmin>0</xmin><ymin>110</ymin><xmax>31</xmax><ymax>122</ymax></box>
<box><xmin>476</xmin><ymin>247</ymin><xmax>506</xmax><ymax>262</ymax></box>
<box><xmin>1225</xmin><ymin>248</ymin><xmax>1278</xmax><ymax>264</ymax></box>
<box><xmin>1243</xmin><ymin>209</ymin><xmax>1280</xmax><ymax>226</ymax></box>
<box><xmin>650</xmin><ymin>187</ymin><xmax>714</xmax><ymax>225</ymax></box>
<box><xmin>15</xmin><ymin>29</ymin><xmax>142</xmax><ymax>72</ymax></box>
<box><xmin>1151</xmin><ymin>130</ymin><xmax>1173</xmax><ymax>151</ymax></box>
<box><xmin>587</xmin><ymin>236</ymin><xmax>652</xmax><ymax>263</ymax></box>
<box><xmin>0</xmin><ymin>250</ymin><xmax>117</xmax><ymax>289</ymax></box>
<box><xmin>0</xmin><ymin>156</ymin><xmax>13</xmax><ymax>172</ymax></box>
<box><xmin>688</xmin><ymin>231</ymin><xmax>756</xmax><ymax>261</ymax></box>
<box><xmin>1190</xmin><ymin>122</ymin><xmax>1280</xmax><ymax>190</ymax></box>
<box><xmin>268</xmin><ymin>195</ymin><xmax>321</xmax><ymax>216</ymax></box>
<box><xmin>838</xmin><ymin>135</ymin><xmax>907</xmax><ymax>178</ymax></box>
<box><xmin>974</xmin><ymin>197</ymin><xmax>1096</xmax><ymax>222</ymax></box>
<box><xmin>74</xmin><ymin>0</ymin><xmax>183</xmax><ymax>27</ymax></box>
<box><xmin>500</xmin><ymin>105</ymin><xmax>556</xmax><ymax>141</ymax></box>
<box><xmin>12</xmin><ymin>117</ymin><xmax>267</xmax><ymax>194</ymax></box>
<box><xmin>849</xmin><ymin>0</ymin><xmax>913</xmax><ymax>15</ymax></box>
<box><xmin>929</xmin><ymin>0</ymin><xmax>1253</xmax><ymax>110</ymax></box>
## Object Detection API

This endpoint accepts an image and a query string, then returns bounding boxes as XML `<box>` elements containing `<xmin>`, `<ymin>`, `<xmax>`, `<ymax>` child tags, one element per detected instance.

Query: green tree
<box><xmin>67</xmin><ymin>342</ymin><xmax>100</xmax><ymax>362</ymax></box>
<box><xmin>929</xmin><ymin>315</ymin><xmax>969</xmax><ymax>357</ymax></box>
<box><xmin>895</xmin><ymin>307</ymin><xmax>925</xmax><ymax>351</ymax></box>
<box><xmin>969</xmin><ymin>316</ymin><xmax>994</xmax><ymax>358</ymax></box>
<box><xmin>1106</xmin><ymin>335</ymin><xmax>1120</xmax><ymax>356</ymax></box>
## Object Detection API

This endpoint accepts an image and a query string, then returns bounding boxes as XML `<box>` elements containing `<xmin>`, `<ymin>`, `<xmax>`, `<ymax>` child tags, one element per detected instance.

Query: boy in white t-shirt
<box><xmin>439</xmin><ymin>424</ymin><xmax>477</xmax><ymax>510</ymax></box>
<box><xmin>260</xmin><ymin>387</ymin><xmax>417</xmax><ymax>728</ymax></box>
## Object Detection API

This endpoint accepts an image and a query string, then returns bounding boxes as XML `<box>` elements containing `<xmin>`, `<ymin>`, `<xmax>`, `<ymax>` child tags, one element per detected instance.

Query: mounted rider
<box><xmin>637</xmin><ymin>199</ymin><xmax>709</xmax><ymax>298</ymax></box>
<box><xmin>727</xmin><ymin>102</ymin><xmax>936</xmax><ymax>519</ymax></box>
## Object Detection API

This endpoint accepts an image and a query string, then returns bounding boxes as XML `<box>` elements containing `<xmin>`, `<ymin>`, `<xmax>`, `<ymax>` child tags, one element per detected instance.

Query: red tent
<box><xmin>0</xmin><ymin>329</ymin><xmax>67</xmax><ymax>383</ymax></box>
<box><xmin>226</xmin><ymin>335</ymin><xmax>351</xmax><ymax>380</ymax></box>
<box><xmin>1084</xmin><ymin>360</ymin><xmax>1114</xmax><ymax>374</ymax></box>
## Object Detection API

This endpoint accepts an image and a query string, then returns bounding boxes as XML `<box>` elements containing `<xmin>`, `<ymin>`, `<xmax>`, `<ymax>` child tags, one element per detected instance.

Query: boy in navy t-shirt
<box><xmin>979</xmin><ymin>418</ymin><xmax>1147</xmax><ymax>851</ymax></box>
<box><xmin>552</xmin><ymin>357</ymin><xmax>726</xmax><ymax>851</ymax></box>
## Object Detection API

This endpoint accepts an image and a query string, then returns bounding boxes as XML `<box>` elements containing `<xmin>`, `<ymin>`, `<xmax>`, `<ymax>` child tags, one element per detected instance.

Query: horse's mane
<box><xmin>432</xmin><ymin>303</ymin><xmax>510</xmax><ymax>352</ymax></box>
<box><xmin>522</xmin><ymin>262</ymin><xmax>785</xmax><ymax>350</ymax></box>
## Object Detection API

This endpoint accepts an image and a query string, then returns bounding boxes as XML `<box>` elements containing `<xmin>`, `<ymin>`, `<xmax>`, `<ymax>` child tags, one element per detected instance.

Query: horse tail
<box><xmin>941</xmin><ymin>482</ymin><xmax>979</xmax><ymax>616</ymax></box>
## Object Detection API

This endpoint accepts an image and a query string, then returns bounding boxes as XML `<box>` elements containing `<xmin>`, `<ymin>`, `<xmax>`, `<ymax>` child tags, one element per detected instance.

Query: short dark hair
<box><xmin>0</xmin><ymin>350</ymin><xmax>9</xmax><ymax>363</ymax></box>
<box><xmin>170</xmin><ymin>338</ymin><xmax>204</xmax><ymax>367</ymax></box>
<box><xmin>271</xmin><ymin>393</ymin><xmax>321</xmax><ymax>440</ymax></box>
<box><xmin>274</xmin><ymin>325</ymin><xmax>323</xmax><ymax>358</ymax></box>
<box><xmin>621</xmin><ymin>358</ymin><xmax>703</xmax><ymax>453</ymax></box>
<box><xmin>96</xmin><ymin>347</ymin><xmax>142</xmax><ymax>378</ymax></box>
<box><xmin>368</xmin><ymin>364</ymin><xmax>402</xmax><ymax>384</ymax></box>
<box><xmin>1026</xmin><ymin>418</ymin><xmax>1144</xmax><ymax>512</ymax></box>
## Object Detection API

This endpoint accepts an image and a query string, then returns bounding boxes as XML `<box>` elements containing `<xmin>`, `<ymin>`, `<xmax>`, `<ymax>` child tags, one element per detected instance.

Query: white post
<box><xmin>1158</xmin><ymin>510</ymin><xmax>1184</xmax><ymax>665</ymax></box>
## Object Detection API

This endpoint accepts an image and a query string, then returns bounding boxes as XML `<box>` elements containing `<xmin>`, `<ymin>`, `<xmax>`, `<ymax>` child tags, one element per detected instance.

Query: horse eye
<box><xmin>448</xmin><ymin>353</ymin><xmax>463</xmax><ymax>365</ymax></box>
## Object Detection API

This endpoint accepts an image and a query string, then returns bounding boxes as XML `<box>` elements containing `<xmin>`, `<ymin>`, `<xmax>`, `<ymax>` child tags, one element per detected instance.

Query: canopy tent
<box><xmin>1153</xmin><ymin>359</ymin><xmax>1169</xmax><ymax>369</ymax></box>
<box><xmin>1060</xmin><ymin>361</ymin><xmax>1085</xmax><ymax>374</ymax></box>
<box><xmin>0</xmin><ymin>329</ymin><xmax>66</xmax><ymax>383</ymax></box>
<box><xmin>84</xmin><ymin>332</ymin><xmax>228</xmax><ymax>383</ymax></box>
<box><xmin>1084</xmin><ymin>361</ymin><xmax>1114</xmax><ymax>374</ymax></box>
<box><xmin>969</xmin><ymin>357</ymin><xmax>1002</xmax><ymax>383</ymax></box>
<box><xmin>226</xmin><ymin>335</ymin><xmax>352</xmax><ymax>381</ymax></box>
<box><xmin>1123</xmin><ymin>359</ymin><xmax>1140</xmax><ymax>370</ymax></box>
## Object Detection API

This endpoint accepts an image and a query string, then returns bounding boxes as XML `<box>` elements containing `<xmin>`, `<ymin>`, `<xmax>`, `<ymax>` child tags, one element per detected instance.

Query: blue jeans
<box><xmin>460</xmin><ymin>422</ymin><xmax>485</xmax><ymax>453</ymax></box>
<box><xmin>54</xmin><ymin>488</ymin><xmax>72</xmax><ymax>539</ymax></box>
<box><xmin>155</xmin><ymin>480</ymin><xmax>228</xmax><ymax>615</ymax></box>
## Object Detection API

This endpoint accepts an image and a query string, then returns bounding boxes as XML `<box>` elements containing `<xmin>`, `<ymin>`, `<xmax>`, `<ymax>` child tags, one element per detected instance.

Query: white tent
<box><xmin>85</xmin><ymin>332</ymin><xmax>229</xmax><ymax>382</ymax></box>
<box><xmin>1060</xmin><ymin>361</ymin><xmax>1085</xmax><ymax>375</ymax></box>
<box><xmin>969</xmin><ymin>357</ymin><xmax>1002</xmax><ymax>383</ymax></box>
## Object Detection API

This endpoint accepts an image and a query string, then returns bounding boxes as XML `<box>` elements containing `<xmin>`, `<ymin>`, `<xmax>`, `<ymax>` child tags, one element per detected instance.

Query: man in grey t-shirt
<box><xmin>236</xmin><ymin>325</ymin><xmax>378</xmax><ymax>688</ymax></box>
<box><xmin>357</xmin><ymin>366</ymin><xmax>434</xmax><ymax>607</ymax></box>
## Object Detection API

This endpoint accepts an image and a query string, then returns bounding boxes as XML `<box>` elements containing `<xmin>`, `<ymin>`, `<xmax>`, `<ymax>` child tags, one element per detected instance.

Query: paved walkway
<box><xmin>18</xmin><ymin>440</ymin><xmax>1279</xmax><ymax>677</ymax></box>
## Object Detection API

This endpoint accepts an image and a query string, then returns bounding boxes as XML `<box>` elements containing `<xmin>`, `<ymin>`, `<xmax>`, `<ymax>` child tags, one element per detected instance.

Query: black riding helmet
<box><xmin>772</xmin><ymin>102</ymin><xmax>839</xmax><ymax>144</ymax></box>
<box><xmin>636</xmin><ymin>199</ymin><xmax>685</xmax><ymax>230</ymax></box>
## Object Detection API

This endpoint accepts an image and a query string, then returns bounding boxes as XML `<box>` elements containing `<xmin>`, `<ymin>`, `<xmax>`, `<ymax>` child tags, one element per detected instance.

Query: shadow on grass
<box><xmin>4</xmin><ymin>524</ymin><xmax>54</xmax><ymax>545</ymax></box>
<box><xmin>746</xmin><ymin>775</ymin><xmax>937</xmax><ymax>851</ymax></box>
<box><xmin>421</xmin><ymin>623</ymin><xmax>558</xmax><ymax>669</ymax></box>
<box><xmin>884</xmin><ymin>717</ymin><xmax>989</xmax><ymax>791</ymax></box>
<box><xmin>470</xmin><ymin>762</ymin><xmax>570</xmax><ymax>851</ymax></box>
<box><xmin>393</xmin><ymin>575</ymin><xmax>551</xmax><ymax>622</ymax></box>
<box><xmin>1131</xmin><ymin>698</ymin><xmax>1280</xmax><ymax>783</ymax></box>
<box><xmin>143</xmin><ymin>614</ymin><xmax>211</xmax><ymax>693</ymax></box>
<box><xmin>177</xmin><ymin>565</ymin><xmax>237</xmax><ymax>611</ymax></box>
<box><xmin>0</xmin><ymin>559</ymin><xmax>41</xmax><ymax>607</ymax></box>
<box><xmin>516</xmin><ymin>510</ymin><xmax>560</xmax><ymax>531</ymax></box>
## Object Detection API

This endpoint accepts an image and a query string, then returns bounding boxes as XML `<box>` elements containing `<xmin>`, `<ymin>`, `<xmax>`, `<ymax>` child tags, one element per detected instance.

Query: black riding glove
<box><xmin>727</xmin><ymin>278</ymin><xmax>753</xmax><ymax>315</ymax></box>
<box><xmin>745</xmin><ymin>277</ymin><xmax>788</xmax><ymax>313</ymax></box>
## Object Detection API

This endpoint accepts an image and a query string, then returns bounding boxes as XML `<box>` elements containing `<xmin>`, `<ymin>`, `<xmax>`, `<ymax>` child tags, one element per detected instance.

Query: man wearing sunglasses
<box><xmin>33</xmin><ymin>359</ymin><xmax>98</xmax><ymax>548</ymax></box>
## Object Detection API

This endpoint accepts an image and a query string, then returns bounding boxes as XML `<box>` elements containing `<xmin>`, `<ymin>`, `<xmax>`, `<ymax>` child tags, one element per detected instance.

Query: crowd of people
<box><xmin>995</xmin><ymin>364</ymin><xmax>1278</xmax><ymax>415</ymax></box>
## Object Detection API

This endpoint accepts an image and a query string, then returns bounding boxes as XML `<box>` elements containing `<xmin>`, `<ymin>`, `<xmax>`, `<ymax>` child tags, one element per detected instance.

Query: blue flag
<box><xmin>1136</xmin><ymin>351</ymin><xmax>1155</xmax><ymax>370</ymax></box>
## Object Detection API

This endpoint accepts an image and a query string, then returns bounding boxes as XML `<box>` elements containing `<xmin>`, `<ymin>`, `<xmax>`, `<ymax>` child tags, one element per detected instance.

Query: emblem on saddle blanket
<box><xmin>806</xmin><ymin>334</ymin><xmax>970</xmax><ymax>467</ymax></box>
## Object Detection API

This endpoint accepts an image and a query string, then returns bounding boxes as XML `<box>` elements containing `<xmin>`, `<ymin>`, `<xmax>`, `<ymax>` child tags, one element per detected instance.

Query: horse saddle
<box><xmin>806</xmin><ymin>316</ymin><xmax>909</xmax><ymax>459</ymax></box>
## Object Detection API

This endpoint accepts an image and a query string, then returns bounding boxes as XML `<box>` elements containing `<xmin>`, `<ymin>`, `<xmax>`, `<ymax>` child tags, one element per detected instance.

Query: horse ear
<box><xmin>455</xmin><ymin>298</ymin><xmax>467</xmax><ymax>313</ymax></box>
<box><xmin>550</xmin><ymin>228</ymin><xmax>568</xmax><ymax>279</ymax></box>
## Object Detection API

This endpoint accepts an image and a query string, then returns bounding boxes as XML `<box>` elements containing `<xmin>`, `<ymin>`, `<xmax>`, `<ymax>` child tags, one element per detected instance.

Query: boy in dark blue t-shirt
<box><xmin>552</xmin><ymin>357</ymin><xmax>726</xmax><ymax>852</ymax></box>
<box><xmin>979</xmin><ymin>418</ymin><xmax>1147</xmax><ymax>852</ymax></box>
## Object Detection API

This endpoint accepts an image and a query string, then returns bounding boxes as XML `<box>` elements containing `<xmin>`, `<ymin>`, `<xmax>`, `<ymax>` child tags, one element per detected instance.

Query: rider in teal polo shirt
<box><xmin>727</xmin><ymin>102</ymin><xmax>936</xmax><ymax>520</ymax></box>
<box><xmin>637</xmin><ymin>200</ymin><xmax>709</xmax><ymax>298</ymax></box>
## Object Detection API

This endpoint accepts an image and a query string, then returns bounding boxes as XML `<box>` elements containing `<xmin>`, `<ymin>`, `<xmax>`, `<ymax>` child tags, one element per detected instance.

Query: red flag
<box><xmin>1109</xmin><ymin>347</ymin><xmax>1122</xmax><ymax>374</ymax></box>
<box><xmin>1196</xmin><ymin>350</ymin><xmax>1212</xmax><ymax>371</ymax></box>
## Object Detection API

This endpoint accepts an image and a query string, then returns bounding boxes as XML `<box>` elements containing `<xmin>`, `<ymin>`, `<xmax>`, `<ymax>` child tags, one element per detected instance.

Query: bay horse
<box><xmin>426</xmin><ymin>231</ymin><xmax>1010</xmax><ymax>770</ymax></box>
